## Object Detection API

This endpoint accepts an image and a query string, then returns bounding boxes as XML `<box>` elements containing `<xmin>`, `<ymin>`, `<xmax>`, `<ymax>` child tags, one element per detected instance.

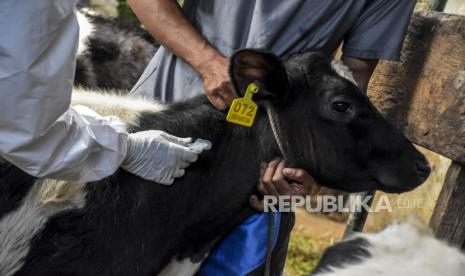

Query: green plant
<box><xmin>285</xmin><ymin>233</ymin><xmax>335</xmax><ymax>276</ymax></box>
<box><xmin>117</xmin><ymin>0</ymin><xmax>138</xmax><ymax>24</ymax></box>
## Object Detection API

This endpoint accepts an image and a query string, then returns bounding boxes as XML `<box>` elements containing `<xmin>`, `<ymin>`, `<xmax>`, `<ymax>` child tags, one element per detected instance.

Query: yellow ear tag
<box><xmin>226</xmin><ymin>83</ymin><xmax>259</xmax><ymax>127</ymax></box>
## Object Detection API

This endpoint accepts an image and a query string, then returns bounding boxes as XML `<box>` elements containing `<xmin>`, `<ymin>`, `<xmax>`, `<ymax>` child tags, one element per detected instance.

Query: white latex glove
<box><xmin>121</xmin><ymin>130</ymin><xmax>211</xmax><ymax>185</ymax></box>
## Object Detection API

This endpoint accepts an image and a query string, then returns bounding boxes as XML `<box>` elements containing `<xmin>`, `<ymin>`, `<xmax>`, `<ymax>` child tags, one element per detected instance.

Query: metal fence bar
<box><xmin>342</xmin><ymin>191</ymin><xmax>375</xmax><ymax>238</ymax></box>
<box><xmin>428</xmin><ymin>0</ymin><xmax>448</xmax><ymax>11</ymax></box>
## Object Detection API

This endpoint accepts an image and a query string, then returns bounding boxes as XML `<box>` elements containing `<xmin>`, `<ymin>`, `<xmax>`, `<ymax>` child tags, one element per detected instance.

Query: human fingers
<box><xmin>187</xmin><ymin>139</ymin><xmax>212</xmax><ymax>154</ymax></box>
<box><xmin>249</xmin><ymin>195</ymin><xmax>264</xmax><ymax>212</ymax></box>
<box><xmin>207</xmin><ymin>94</ymin><xmax>228</xmax><ymax>111</ymax></box>
<box><xmin>178</xmin><ymin>160</ymin><xmax>190</xmax><ymax>169</ymax></box>
<box><xmin>173</xmin><ymin>169</ymin><xmax>185</xmax><ymax>178</ymax></box>
<box><xmin>257</xmin><ymin>162</ymin><xmax>268</xmax><ymax>195</ymax></box>
<box><xmin>172</xmin><ymin>144</ymin><xmax>199</xmax><ymax>163</ymax></box>
<box><xmin>283</xmin><ymin>168</ymin><xmax>316</xmax><ymax>188</ymax></box>
<box><xmin>216</xmin><ymin>82</ymin><xmax>236</xmax><ymax>107</ymax></box>
<box><xmin>262</xmin><ymin>159</ymin><xmax>281</xmax><ymax>197</ymax></box>
<box><xmin>283</xmin><ymin>168</ymin><xmax>320</xmax><ymax>195</ymax></box>
<box><xmin>271</xmin><ymin>161</ymin><xmax>291</xmax><ymax>195</ymax></box>
<box><xmin>160</xmin><ymin>132</ymin><xmax>193</xmax><ymax>146</ymax></box>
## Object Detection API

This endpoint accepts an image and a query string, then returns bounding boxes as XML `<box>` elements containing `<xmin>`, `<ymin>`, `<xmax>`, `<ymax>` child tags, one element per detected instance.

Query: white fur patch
<box><xmin>330</xmin><ymin>60</ymin><xmax>357</xmax><ymax>86</ymax></box>
<box><xmin>71</xmin><ymin>88</ymin><xmax>166</xmax><ymax>127</ymax></box>
<box><xmin>0</xmin><ymin>180</ymin><xmax>86</xmax><ymax>276</ymax></box>
<box><xmin>159</xmin><ymin>257</ymin><xmax>204</xmax><ymax>276</ymax></box>
<box><xmin>0</xmin><ymin>177</ymin><xmax>196</xmax><ymax>276</ymax></box>
<box><xmin>315</xmin><ymin>219</ymin><xmax>465</xmax><ymax>276</ymax></box>
<box><xmin>76</xmin><ymin>11</ymin><xmax>95</xmax><ymax>55</ymax></box>
<box><xmin>0</xmin><ymin>91</ymin><xmax>166</xmax><ymax>275</ymax></box>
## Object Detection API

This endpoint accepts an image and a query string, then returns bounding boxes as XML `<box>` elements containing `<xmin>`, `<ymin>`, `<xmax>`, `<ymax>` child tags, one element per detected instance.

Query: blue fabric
<box><xmin>200</xmin><ymin>212</ymin><xmax>281</xmax><ymax>275</ymax></box>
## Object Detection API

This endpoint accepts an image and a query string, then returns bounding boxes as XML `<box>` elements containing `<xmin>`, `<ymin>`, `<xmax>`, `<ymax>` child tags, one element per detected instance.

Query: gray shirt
<box><xmin>131</xmin><ymin>0</ymin><xmax>416</xmax><ymax>102</ymax></box>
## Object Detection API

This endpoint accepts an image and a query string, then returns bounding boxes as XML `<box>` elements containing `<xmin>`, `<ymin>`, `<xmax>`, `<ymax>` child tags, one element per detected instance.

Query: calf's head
<box><xmin>229</xmin><ymin>50</ymin><xmax>430</xmax><ymax>193</ymax></box>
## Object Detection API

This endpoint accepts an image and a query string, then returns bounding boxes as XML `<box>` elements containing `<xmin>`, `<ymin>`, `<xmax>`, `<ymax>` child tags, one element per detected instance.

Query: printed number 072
<box><xmin>233</xmin><ymin>102</ymin><xmax>254</xmax><ymax>116</ymax></box>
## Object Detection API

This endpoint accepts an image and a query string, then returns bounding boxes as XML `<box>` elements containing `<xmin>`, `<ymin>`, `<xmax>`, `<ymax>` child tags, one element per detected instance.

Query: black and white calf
<box><xmin>312</xmin><ymin>219</ymin><xmax>465</xmax><ymax>276</ymax></box>
<box><xmin>75</xmin><ymin>11</ymin><xmax>158</xmax><ymax>91</ymax></box>
<box><xmin>0</xmin><ymin>50</ymin><xmax>430</xmax><ymax>275</ymax></box>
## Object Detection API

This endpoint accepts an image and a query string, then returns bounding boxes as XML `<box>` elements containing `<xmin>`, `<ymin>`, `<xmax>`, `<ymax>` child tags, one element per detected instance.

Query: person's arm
<box><xmin>341</xmin><ymin>56</ymin><xmax>379</xmax><ymax>93</ymax></box>
<box><xmin>128</xmin><ymin>0</ymin><xmax>235</xmax><ymax>110</ymax></box>
<box><xmin>340</xmin><ymin>0</ymin><xmax>416</xmax><ymax>92</ymax></box>
<box><xmin>0</xmin><ymin>0</ymin><xmax>209</xmax><ymax>184</ymax></box>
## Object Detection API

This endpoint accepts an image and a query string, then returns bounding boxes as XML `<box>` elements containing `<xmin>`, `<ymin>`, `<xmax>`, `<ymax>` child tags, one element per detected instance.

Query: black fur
<box><xmin>2</xmin><ymin>50</ymin><xmax>429</xmax><ymax>275</ymax></box>
<box><xmin>0</xmin><ymin>159</ymin><xmax>36</xmax><ymax>220</ymax></box>
<box><xmin>16</xmin><ymin>96</ymin><xmax>267</xmax><ymax>275</ymax></box>
<box><xmin>75</xmin><ymin>12</ymin><xmax>158</xmax><ymax>91</ymax></box>
<box><xmin>312</xmin><ymin>237</ymin><xmax>371</xmax><ymax>274</ymax></box>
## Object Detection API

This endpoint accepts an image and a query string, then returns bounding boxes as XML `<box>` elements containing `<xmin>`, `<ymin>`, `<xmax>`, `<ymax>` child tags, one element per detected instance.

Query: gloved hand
<box><xmin>121</xmin><ymin>130</ymin><xmax>211</xmax><ymax>185</ymax></box>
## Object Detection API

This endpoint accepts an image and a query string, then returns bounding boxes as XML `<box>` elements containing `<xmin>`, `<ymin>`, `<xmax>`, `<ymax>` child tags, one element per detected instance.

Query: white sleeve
<box><xmin>0</xmin><ymin>0</ymin><xmax>128</xmax><ymax>182</ymax></box>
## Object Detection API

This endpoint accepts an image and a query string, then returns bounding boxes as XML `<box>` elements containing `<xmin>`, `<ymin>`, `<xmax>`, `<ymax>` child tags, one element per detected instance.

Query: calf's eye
<box><xmin>331</xmin><ymin>101</ymin><xmax>350</xmax><ymax>113</ymax></box>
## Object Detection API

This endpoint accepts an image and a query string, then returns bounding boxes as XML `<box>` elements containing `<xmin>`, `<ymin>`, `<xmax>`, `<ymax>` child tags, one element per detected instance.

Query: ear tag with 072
<box><xmin>226</xmin><ymin>83</ymin><xmax>259</xmax><ymax>127</ymax></box>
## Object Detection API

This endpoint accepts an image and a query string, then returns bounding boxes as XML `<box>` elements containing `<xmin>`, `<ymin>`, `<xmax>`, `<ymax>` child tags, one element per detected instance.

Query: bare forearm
<box><xmin>129</xmin><ymin>0</ymin><xmax>234</xmax><ymax>110</ymax></box>
<box><xmin>128</xmin><ymin>0</ymin><xmax>221</xmax><ymax>73</ymax></box>
<box><xmin>341</xmin><ymin>56</ymin><xmax>379</xmax><ymax>93</ymax></box>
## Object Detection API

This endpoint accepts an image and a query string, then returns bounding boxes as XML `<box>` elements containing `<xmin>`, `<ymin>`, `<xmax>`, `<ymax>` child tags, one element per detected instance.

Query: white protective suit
<box><xmin>0</xmin><ymin>0</ymin><xmax>209</xmax><ymax>183</ymax></box>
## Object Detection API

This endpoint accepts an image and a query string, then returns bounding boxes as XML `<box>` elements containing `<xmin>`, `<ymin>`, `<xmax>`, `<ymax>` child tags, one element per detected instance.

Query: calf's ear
<box><xmin>229</xmin><ymin>49</ymin><xmax>288</xmax><ymax>104</ymax></box>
